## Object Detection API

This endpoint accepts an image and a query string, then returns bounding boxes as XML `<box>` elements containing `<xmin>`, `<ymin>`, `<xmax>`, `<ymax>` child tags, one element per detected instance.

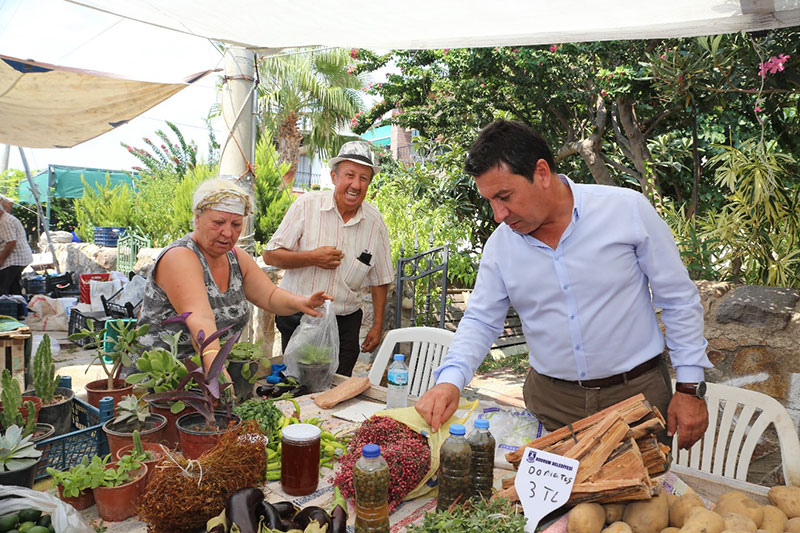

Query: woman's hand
<box><xmin>298</xmin><ymin>290</ymin><xmax>333</xmax><ymax>316</ymax></box>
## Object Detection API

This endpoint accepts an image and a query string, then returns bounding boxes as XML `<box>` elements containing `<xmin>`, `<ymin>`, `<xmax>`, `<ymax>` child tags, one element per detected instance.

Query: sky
<box><xmin>0</xmin><ymin>0</ymin><xmax>226</xmax><ymax>174</ymax></box>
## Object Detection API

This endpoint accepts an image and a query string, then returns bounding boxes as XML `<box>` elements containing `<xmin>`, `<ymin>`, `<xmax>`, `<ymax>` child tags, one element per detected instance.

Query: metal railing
<box><xmin>395</xmin><ymin>233</ymin><xmax>449</xmax><ymax>328</ymax></box>
<box><xmin>293</xmin><ymin>170</ymin><xmax>321</xmax><ymax>189</ymax></box>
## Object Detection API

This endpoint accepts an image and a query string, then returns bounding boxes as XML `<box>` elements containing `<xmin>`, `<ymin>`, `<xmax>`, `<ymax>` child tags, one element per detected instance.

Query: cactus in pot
<box><xmin>0</xmin><ymin>369</ymin><xmax>36</xmax><ymax>437</ymax></box>
<box><xmin>33</xmin><ymin>333</ymin><xmax>60</xmax><ymax>405</ymax></box>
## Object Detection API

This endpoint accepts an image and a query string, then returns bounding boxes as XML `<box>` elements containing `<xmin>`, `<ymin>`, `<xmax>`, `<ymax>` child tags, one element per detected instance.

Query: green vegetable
<box><xmin>15</xmin><ymin>512</ymin><xmax>39</xmax><ymax>525</ymax></box>
<box><xmin>296</xmin><ymin>345</ymin><xmax>332</xmax><ymax>365</ymax></box>
<box><xmin>0</xmin><ymin>513</ymin><xmax>19</xmax><ymax>532</ymax></box>
<box><xmin>231</xmin><ymin>398</ymin><xmax>283</xmax><ymax>436</ymax></box>
<box><xmin>22</xmin><ymin>527</ymin><xmax>49</xmax><ymax>533</ymax></box>
<box><xmin>17</xmin><ymin>522</ymin><xmax>35</xmax><ymax>532</ymax></box>
<box><xmin>407</xmin><ymin>497</ymin><xmax>527</xmax><ymax>532</ymax></box>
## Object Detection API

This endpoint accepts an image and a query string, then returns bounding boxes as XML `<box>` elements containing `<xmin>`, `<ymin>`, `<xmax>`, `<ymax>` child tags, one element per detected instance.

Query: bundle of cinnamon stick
<box><xmin>495</xmin><ymin>394</ymin><xmax>670</xmax><ymax>505</ymax></box>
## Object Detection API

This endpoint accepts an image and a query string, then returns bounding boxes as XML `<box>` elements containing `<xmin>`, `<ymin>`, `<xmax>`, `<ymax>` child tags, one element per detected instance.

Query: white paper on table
<box><xmin>331</xmin><ymin>400</ymin><xmax>386</xmax><ymax>422</ymax></box>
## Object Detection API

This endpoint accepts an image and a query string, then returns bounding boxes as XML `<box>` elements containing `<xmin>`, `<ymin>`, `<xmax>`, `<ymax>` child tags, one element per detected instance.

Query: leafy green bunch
<box><xmin>297</xmin><ymin>344</ymin><xmax>332</xmax><ymax>365</ymax></box>
<box><xmin>407</xmin><ymin>497</ymin><xmax>527</xmax><ymax>532</ymax></box>
<box><xmin>231</xmin><ymin>398</ymin><xmax>284</xmax><ymax>436</ymax></box>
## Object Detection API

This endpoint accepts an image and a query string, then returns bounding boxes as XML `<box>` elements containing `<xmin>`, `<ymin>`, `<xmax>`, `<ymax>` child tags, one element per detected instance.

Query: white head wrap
<box><xmin>192</xmin><ymin>178</ymin><xmax>253</xmax><ymax>216</ymax></box>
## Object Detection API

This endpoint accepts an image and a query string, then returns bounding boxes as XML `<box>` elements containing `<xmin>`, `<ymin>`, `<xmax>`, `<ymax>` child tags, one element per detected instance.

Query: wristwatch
<box><xmin>675</xmin><ymin>381</ymin><xmax>707</xmax><ymax>399</ymax></box>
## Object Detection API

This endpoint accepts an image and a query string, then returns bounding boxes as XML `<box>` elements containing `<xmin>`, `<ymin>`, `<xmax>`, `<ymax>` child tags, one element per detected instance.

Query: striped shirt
<box><xmin>266</xmin><ymin>190</ymin><xmax>394</xmax><ymax>315</ymax></box>
<box><xmin>0</xmin><ymin>213</ymin><xmax>33</xmax><ymax>268</ymax></box>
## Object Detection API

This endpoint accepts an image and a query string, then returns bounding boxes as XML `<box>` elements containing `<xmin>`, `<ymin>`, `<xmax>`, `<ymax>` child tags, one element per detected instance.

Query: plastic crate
<box><xmin>100</xmin><ymin>287</ymin><xmax>141</xmax><ymax>319</ymax></box>
<box><xmin>0</xmin><ymin>298</ymin><xmax>27</xmax><ymax>319</ymax></box>
<box><xmin>35</xmin><ymin>395</ymin><xmax>113</xmax><ymax>480</ymax></box>
<box><xmin>22</xmin><ymin>276</ymin><xmax>47</xmax><ymax>295</ymax></box>
<box><xmin>79</xmin><ymin>273</ymin><xmax>110</xmax><ymax>304</ymax></box>
<box><xmin>116</xmin><ymin>232</ymin><xmax>151</xmax><ymax>274</ymax></box>
<box><xmin>45</xmin><ymin>272</ymin><xmax>75</xmax><ymax>296</ymax></box>
<box><xmin>68</xmin><ymin>308</ymin><xmax>109</xmax><ymax>347</ymax></box>
<box><xmin>93</xmin><ymin>226</ymin><xmax>127</xmax><ymax>248</ymax></box>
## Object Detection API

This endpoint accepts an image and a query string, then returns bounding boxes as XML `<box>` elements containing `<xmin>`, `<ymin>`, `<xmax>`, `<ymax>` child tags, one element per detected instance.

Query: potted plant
<box><xmin>102</xmin><ymin>395</ymin><xmax>167</xmax><ymax>457</ymax></box>
<box><xmin>70</xmin><ymin>320</ymin><xmax>149</xmax><ymax>408</ymax></box>
<box><xmin>145</xmin><ymin>315</ymin><xmax>240</xmax><ymax>459</ymax></box>
<box><xmin>0</xmin><ymin>425</ymin><xmax>43</xmax><ymax>488</ymax></box>
<box><xmin>115</xmin><ymin>429</ymin><xmax>167</xmax><ymax>486</ymax></box>
<box><xmin>93</xmin><ymin>453</ymin><xmax>148</xmax><ymax>522</ymax></box>
<box><xmin>296</xmin><ymin>344</ymin><xmax>334</xmax><ymax>392</ymax></box>
<box><xmin>1</xmin><ymin>369</ymin><xmax>38</xmax><ymax>438</ymax></box>
<box><xmin>225</xmin><ymin>339</ymin><xmax>268</xmax><ymax>401</ymax></box>
<box><xmin>47</xmin><ymin>455</ymin><xmax>108</xmax><ymax>510</ymax></box>
<box><xmin>125</xmin><ymin>331</ymin><xmax>195</xmax><ymax>448</ymax></box>
<box><xmin>23</xmin><ymin>334</ymin><xmax>74</xmax><ymax>436</ymax></box>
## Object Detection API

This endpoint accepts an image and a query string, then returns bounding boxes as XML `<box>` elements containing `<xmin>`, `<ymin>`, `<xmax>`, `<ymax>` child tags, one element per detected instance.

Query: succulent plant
<box><xmin>0</xmin><ymin>369</ymin><xmax>36</xmax><ymax>436</ymax></box>
<box><xmin>113</xmin><ymin>394</ymin><xmax>150</xmax><ymax>428</ymax></box>
<box><xmin>0</xmin><ymin>424</ymin><xmax>42</xmax><ymax>472</ymax></box>
<box><xmin>32</xmin><ymin>333</ymin><xmax>60</xmax><ymax>405</ymax></box>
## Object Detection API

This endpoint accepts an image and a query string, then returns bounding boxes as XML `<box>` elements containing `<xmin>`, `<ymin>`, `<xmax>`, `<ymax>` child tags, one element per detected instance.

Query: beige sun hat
<box><xmin>328</xmin><ymin>141</ymin><xmax>380</xmax><ymax>173</ymax></box>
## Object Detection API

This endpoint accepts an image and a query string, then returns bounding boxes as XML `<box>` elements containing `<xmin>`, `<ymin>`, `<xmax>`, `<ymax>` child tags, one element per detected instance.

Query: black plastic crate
<box><xmin>0</xmin><ymin>298</ymin><xmax>27</xmax><ymax>319</ymax></box>
<box><xmin>68</xmin><ymin>308</ymin><xmax>109</xmax><ymax>347</ymax></box>
<box><xmin>45</xmin><ymin>272</ymin><xmax>75</xmax><ymax>295</ymax></box>
<box><xmin>22</xmin><ymin>276</ymin><xmax>47</xmax><ymax>295</ymax></box>
<box><xmin>100</xmin><ymin>287</ymin><xmax>141</xmax><ymax>319</ymax></box>
<box><xmin>35</xmin><ymin>395</ymin><xmax>113</xmax><ymax>480</ymax></box>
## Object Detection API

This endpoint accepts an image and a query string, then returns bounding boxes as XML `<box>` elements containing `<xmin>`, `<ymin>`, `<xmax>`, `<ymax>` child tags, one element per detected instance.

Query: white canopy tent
<box><xmin>69</xmin><ymin>0</ymin><xmax>800</xmax><ymax>50</ymax></box>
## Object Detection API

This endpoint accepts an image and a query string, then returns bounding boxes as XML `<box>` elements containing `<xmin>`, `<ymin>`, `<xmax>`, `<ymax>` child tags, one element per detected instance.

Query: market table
<box><xmin>75</xmin><ymin>383</ymin><xmax>773</xmax><ymax>533</ymax></box>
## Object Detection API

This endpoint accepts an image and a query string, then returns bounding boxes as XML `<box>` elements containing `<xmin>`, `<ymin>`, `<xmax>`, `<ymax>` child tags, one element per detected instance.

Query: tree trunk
<box><xmin>616</xmin><ymin>97</ymin><xmax>660</xmax><ymax>203</ymax></box>
<box><xmin>276</xmin><ymin>112</ymin><xmax>303</xmax><ymax>190</ymax></box>
<box><xmin>689</xmin><ymin>106</ymin><xmax>701</xmax><ymax>219</ymax></box>
<box><xmin>555</xmin><ymin>95</ymin><xmax>614</xmax><ymax>186</ymax></box>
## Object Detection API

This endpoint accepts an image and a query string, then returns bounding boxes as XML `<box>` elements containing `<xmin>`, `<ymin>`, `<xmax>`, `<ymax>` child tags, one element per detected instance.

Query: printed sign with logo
<box><xmin>514</xmin><ymin>447</ymin><xmax>579</xmax><ymax>532</ymax></box>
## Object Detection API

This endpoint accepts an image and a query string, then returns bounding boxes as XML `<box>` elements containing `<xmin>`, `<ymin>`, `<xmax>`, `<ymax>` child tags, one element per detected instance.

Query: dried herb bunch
<box><xmin>136</xmin><ymin>420</ymin><xmax>267</xmax><ymax>533</ymax></box>
<box><xmin>333</xmin><ymin>416</ymin><xmax>431</xmax><ymax>511</ymax></box>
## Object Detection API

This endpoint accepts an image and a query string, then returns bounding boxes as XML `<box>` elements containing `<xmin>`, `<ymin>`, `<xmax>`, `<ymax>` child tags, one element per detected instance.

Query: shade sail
<box><xmin>17</xmin><ymin>164</ymin><xmax>135</xmax><ymax>204</ymax></box>
<box><xmin>0</xmin><ymin>54</ymin><xmax>211</xmax><ymax>148</ymax></box>
<box><xmin>68</xmin><ymin>0</ymin><xmax>800</xmax><ymax>50</ymax></box>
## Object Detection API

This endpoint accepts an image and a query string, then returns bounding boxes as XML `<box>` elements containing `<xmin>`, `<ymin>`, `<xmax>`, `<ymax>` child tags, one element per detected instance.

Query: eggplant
<box><xmin>293</xmin><ymin>506</ymin><xmax>332</xmax><ymax>531</ymax></box>
<box><xmin>208</xmin><ymin>526</ymin><xmax>225</xmax><ymax>533</ymax></box>
<box><xmin>272</xmin><ymin>500</ymin><xmax>301</xmax><ymax>519</ymax></box>
<box><xmin>254</xmin><ymin>500</ymin><xmax>282</xmax><ymax>530</ymax></box>
<box><xmin>279</xmin><ymin>517</ymin><xmax>298</xmax><ymax>531</ymax></box>
<box><xmin>226</xmin><ymin>487</ymin><xmax>265</xmax><ymax>533</ymax></box>
<box><xmin>329</xmin><ymin>486</ymin><xmax>348</xmax><ymax>533</ymax></box>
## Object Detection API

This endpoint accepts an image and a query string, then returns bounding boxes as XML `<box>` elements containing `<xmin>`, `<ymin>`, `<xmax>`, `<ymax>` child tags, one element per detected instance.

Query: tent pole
<box><xmin>18</xmin><ymin>147</ymin><xmax>61</xmax><ymax>274</ymax></box>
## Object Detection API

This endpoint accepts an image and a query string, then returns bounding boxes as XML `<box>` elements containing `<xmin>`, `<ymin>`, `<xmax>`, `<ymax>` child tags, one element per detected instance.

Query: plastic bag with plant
<box><xmin>283</xmin><ymin>300</ymin><xmax>339</xmax><ymax>392</ymax></box>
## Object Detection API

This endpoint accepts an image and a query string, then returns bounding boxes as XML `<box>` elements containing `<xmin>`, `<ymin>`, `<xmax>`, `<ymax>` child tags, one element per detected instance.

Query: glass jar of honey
<box><xmin>281</xmin><ymin>423</ymin><xmax>322</xmax><ymax>496</ymax></box>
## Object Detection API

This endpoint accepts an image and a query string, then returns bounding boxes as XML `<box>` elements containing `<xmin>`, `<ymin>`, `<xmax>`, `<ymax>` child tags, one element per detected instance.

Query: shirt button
<box><xmin>575</xmin><ymin>345</ymin><xmax>581</xmax><ymax>350</ymax></box>
<box><xmin>563</xmin><ymin>285</ymin><xmax>569</xmax><ymax>290</ymax></box>
<box><xmin>554</xmin><ymin>256</ymin><xmax>560</xmax><ymax>262</ymax></box>
<box><xmin>569</xmin><ymin>314</ymin><xmax>575</xmax><ymax>319</ymax></box>
<box><xmin>580</xmin><ymin>372</ymin><xmax>586</xmax><ymax>377</ymax></box>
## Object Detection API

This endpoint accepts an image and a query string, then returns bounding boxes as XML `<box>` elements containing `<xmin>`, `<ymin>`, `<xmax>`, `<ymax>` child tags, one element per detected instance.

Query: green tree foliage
<box><xmin>253</xmin><ymin>133</ymin><xmax>292</xmax><ymax>243</ymax></box>
<box><xmin>74</xmin><ymin>176</ymin><xmax>135</xmax><ymax>241</ymax></box>
<box><xmin>257</xmin><ymin>48</ymin><xmax>363</xmax><ymax>187</ymax></box>
<box><xmin>121</xmin><ymin>121</ymin><xmax>199</xmax><ymax>179</ymax></box>
<box><xmin>369</xmin><ymin>142</ymin><xmax>477</xmax><ymax>287</ymax></box>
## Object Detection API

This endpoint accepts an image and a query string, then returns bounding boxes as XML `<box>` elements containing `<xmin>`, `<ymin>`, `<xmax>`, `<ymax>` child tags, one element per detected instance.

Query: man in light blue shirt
<box><xmin>415</xmin><ymin>120</ymin><xmax>711</xmax><ymax>450</ymax></box>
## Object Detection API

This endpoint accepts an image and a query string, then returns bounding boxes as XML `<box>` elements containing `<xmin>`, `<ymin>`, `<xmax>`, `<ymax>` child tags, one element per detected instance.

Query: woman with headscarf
<box><xmin>129</xmin><ymin>178</ymin><xmax>331</xmax><ymax>375</ymax></box>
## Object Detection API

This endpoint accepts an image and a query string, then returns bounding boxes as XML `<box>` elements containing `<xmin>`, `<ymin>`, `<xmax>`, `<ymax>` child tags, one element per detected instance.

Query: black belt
<box><xmin>550</xmin><ymin>355</ymin><xmax>663</xmax><ymax>389</ymax></box>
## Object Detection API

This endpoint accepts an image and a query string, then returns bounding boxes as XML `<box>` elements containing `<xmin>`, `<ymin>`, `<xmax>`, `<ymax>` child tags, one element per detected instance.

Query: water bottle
<box><xmin>437</xmin><ymin>424</ymin><xmax>472</xmax><ymax>511</ymax></box>
<box><xmin>467</xmin><ymin>418</ymin><xmax>495</xmax><ymax>500</ymax></box>
<box><xmin>354</xmin><ymin>444</ymin><xmax>390</xmax><ymax>533</ymax></box>
<box><xmin>385</xmin><ymin>354</ymin><xmax>408</xmax><ymax>409</ymax></box>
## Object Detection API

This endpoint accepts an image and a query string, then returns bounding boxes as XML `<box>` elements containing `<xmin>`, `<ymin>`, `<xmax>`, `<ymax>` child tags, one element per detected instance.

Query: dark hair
<box><xmin>464</xmin><ymin>120</ymin><xmax>556</xmax><ymax>181</ymax></box>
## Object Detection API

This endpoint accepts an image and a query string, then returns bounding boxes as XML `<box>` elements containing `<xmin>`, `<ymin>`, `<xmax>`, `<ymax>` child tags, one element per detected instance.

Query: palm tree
<box><xmin>257</xmin><ymin>48</ymin><xmax>363</xmax><ymax>188</ymax></box>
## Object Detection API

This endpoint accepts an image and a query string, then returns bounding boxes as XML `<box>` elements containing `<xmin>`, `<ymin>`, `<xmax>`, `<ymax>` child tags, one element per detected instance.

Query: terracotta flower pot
<box><xmin>146</xmin><ymin>400</ymin><xmax>195</xmax><ymax>450</ymax></box>
<box><xmin>93</xmin><ymin>462</ymin><xmax>148</xmax><ymax>522</ymax></box>
<box><xmin>176</xmin><ymin>411</ymin><xmax>240</xmax><ymax>460</ymax></box>
<box><xmin>85</xmin><ymin>378</ymin><xmax>134</xmax><ymax>409</ymax></box>
<box><xmin>57</xmin><ymin>484</ymin><xmax>95</xmax><ymax>511</ymax></box>
<box><xmin>102</xmin><ymin>414</ymin><xmax>167</xmax><ymax>457</ymax></box>
<box><xmin>0</xmin><ymin>395</ymin><xmax>42</xmax><ymax>425</ymax></box>
<box><xmin>26</xmin><ymin>387</ymin><xmax>74</xmax><ymax>437</ymax></box>
<box><xmin>115</xmin><ymin>442</ymin><xmax>169</xmax><ymax>485</ymax></box>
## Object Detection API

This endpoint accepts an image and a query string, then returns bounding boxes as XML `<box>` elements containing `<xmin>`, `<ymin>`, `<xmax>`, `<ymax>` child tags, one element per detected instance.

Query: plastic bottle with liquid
<box><xmin>385</xmin><ymin>354</ymin><xmax>408</xmax><ymax>409</ymax></box>
<box><xmin>437</xmin><ymin>423</ymin><xmax>472</xmax><ymax>511</ymax></box>
<box><xmin>354</xmin><ymin>443</ymin><xmax>390</xmax><ymax>533</ymax></box>
<box><xmin>467</xmin><ymin>418</ymin><xmax>495</xmax><ymax>500</ymax></box>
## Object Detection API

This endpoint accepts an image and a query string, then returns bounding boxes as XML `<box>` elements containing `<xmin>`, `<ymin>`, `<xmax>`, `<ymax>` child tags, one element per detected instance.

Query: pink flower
<box><xmin>349</xmin><ymin>48</ymin><xmax>360</xmax><ymax>59</ymax></box>
<box><xmin>601</xmin><ymin>90</ymin><xmax>608</xmax><ymax>97</ymax></box>
<box><xmin>755</xmin><ymin>105</ymin><xmax>762</xmax><ymax>112</ymax></box>
<box><xmin>660</xmin><ymin>54</ymin><xmax>666</xmax><ymax>60</ymax></box>
<box><xmin>480</xmin><ymin>82</ymin><xmax>486</xmax><ymax>87</ymax></box>
<box><xmin>347</xmin><ymin>66</ymin><xmax>356</xmax><ymax>75</ymax></box>
<box><xmin>513</xmin><ymin>48</ymin><xmax>519</xmax><ymax>54</ymax></box>
<box><xmin>549</xmin><ymin>44</ymin><xmax>559</xmax><ymax>52</ymax></box>
<box><xmin>759</xmin><ymin>54</ymin><xmax>791</xmax><ymax>77</ymax></box>
<box><xmin>443</xmin><ymin>48</ymin><xmax>450</xmax><ymax>55</ymax></box>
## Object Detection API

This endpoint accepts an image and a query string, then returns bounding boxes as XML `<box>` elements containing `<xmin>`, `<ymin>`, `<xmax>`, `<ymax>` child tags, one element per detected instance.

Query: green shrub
<box><xmin>254</xmin><ymin>133</ymin><xmax>293</xmax><ymax>243</ymax></box>
<box><xmin>74</xmin><ymin>175</ymin><xmax>134</xmax><ymax>241</ymax></box>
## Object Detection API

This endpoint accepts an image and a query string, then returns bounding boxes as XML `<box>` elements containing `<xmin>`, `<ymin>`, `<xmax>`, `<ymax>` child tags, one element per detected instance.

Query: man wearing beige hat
<box><xmin>264</xmin><ymin>141</ymin><xmax>394</xmax><ymax>376</ymax></box>
<box><xmin>0</xmin><ymin>195</ymin><xmax>33</xmax><ymax>295</ymax></box>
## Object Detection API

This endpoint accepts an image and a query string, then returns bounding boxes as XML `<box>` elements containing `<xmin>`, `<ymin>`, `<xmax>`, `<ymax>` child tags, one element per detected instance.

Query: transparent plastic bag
<box><xmin>464</xmin><ymin>401</ymin><xmax>548</xmax><ymax>470</ymax></box>
<box><xmin>0</xmin><ymin>486</ymin><xmax>94</xmax><ymax>532</ymax></box>
<box><xmin>284</xmin><ymin>300</ymin><xmax>339</xmax><ymax>392</ymax></box>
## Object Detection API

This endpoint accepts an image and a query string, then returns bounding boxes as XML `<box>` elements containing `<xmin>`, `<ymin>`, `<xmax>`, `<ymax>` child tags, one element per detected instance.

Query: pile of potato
<box><xmin>567</xmin><ymin>485</ymin><xmax>800</xmax><ymax>533</ymax></box>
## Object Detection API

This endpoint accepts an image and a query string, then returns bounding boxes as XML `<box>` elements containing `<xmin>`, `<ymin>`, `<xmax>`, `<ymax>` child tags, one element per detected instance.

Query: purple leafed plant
<box><xmin>144</xmin><ymin>312</ymin><xmax>240</xmax><ymax>429</ymax></box>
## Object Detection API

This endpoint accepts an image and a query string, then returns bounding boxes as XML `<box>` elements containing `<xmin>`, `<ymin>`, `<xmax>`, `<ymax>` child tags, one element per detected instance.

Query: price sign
<box><xmin>514</xmin><ymin>447</ymin><xmax>579</xmax><ymax>532</ymax></box>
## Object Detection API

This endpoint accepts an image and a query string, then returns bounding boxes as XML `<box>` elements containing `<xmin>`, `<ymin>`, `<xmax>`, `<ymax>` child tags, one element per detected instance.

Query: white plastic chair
<box><xmin>672</xmin><ymin>381</ymin><xmax>800</xmax><ymax>486</ymax></box>
<box><xmin>368</xmin><ymin>327</ymin><xmax>455</xmax><ymax>398</ymax></box>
